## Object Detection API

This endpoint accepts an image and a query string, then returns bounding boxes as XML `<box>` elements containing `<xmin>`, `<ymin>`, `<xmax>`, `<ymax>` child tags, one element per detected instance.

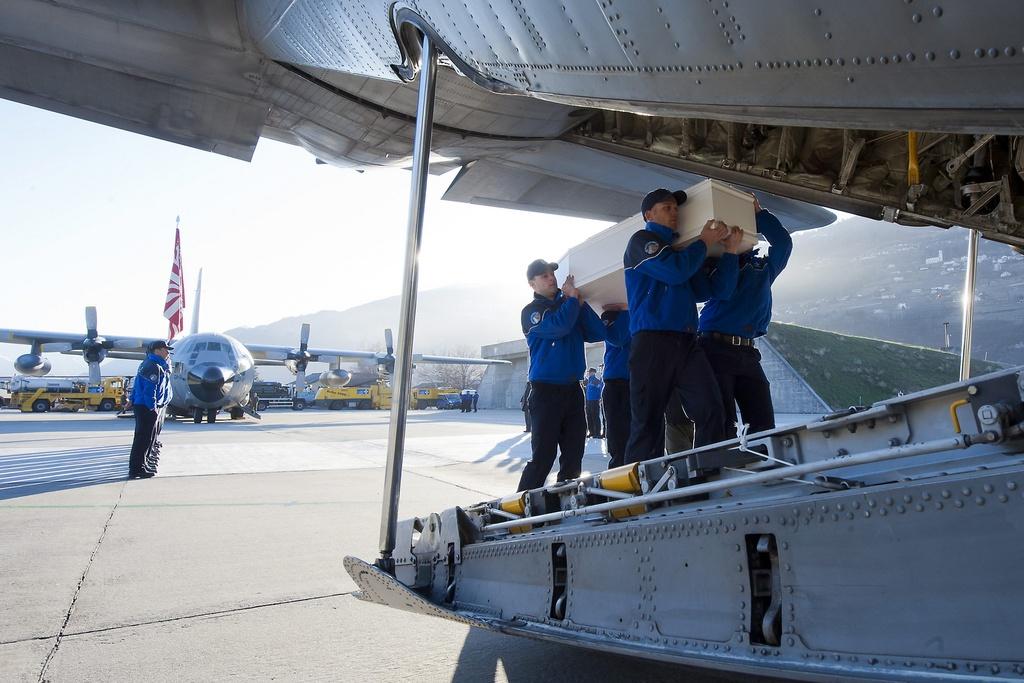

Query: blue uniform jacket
<box><xmin>522</xmin><ymin>290</ymin><xmax>605</xmax><ymax>384</ymax></box>
<box><xmin>131</xmin><ymin>353</ymin><xmax>171</xmax><ymax>410</ymax></box>
<box><xmin>601</xmin><ymin>310</ymin><xmax>631</xmax><ymax>381</ymax></box>
<box><xmin>584</xmin><ymin>375</ymin><xmax>604</xmax><ymax>400</ymax></box>
<box><xmin>623</xmin><ymin>221</ymin><xmax>738</xmax><ymax>334</ymax></box>
<box><xmin>698</xmin><ymin>209</ymin><xmax>793</xmax><ymax>338</ymax></box>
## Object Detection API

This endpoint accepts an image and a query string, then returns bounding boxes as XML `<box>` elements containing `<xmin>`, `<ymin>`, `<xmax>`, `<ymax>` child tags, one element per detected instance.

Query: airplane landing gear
<box><xmin>229</xmin><ymin>407</ymin><xmax>244</xmax><ymax>420</ymax></box>
<box><xmin>206</xmin><ymin>408</ymin><xmax>217</xmax><ymax>424</ymax></box>
<box><xmin>193</xmin><ymin>408</ymin><xmax>203</xmax><ymax>424</ymax></box>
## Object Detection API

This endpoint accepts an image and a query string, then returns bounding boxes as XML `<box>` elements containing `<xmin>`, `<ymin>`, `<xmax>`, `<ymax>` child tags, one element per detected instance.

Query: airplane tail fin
<box><xmin>164</xmin><ymin>217</ymin><xmax>185</xmax><ymax>340</ymax></box>
<box><xmin>189</xmin><ymin>268</ymin><xmax>203</xmax><ymax>335</ymax></box>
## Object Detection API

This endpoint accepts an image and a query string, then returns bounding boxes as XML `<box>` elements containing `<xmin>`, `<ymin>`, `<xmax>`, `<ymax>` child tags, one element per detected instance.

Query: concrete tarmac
<box><xmin>0</xmin><ymin>408</ymin><xmax>787</xmax><ymax>682</ymax></box>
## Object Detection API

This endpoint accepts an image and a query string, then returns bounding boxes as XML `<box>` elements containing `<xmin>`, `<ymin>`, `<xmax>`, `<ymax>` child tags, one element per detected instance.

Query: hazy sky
<box><xmin>0</xmin><ymin>99</ymin><xmax>609</xmax><ymax>339</ymax></box>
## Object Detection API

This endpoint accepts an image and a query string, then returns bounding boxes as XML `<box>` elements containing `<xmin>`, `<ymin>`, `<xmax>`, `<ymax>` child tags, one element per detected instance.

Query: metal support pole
<box><xmin>960</xmin><ymin>228</ymin><xmax>979</xmax><ymax>381</ymax></box>
<box><xmin>376</xmin><ymin>32</ymin><xmax>437</xmax><ymax>574</ymax></box>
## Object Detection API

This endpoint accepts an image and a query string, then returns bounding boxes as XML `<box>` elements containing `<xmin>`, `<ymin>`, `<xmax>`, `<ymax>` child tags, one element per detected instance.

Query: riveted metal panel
<box><xmin>455</xmin><ymin>538</ymin><xmax>551</xmax><ymax>620</ymax></box>
<box><xmin>783</xmin><ymin>470</ymin><xmax>1024</xmax><ymax>661</ymax></box>
<box><xmin>567</xmin><ymin>521</ymin><xmax>744</xmax><ymax>642</ymax></box>
<box><xmin>245</xmin><ymin>1</ymin><xmax>1024</xmax><ymax>131</ymax></box>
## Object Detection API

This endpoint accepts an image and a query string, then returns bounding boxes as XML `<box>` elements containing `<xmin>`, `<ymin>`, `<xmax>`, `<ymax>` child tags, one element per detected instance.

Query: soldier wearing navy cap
<box><xmin>698</xmin><ymin>195</ymin><xmax>793</xmax><ymax>437</ymax></box>
<box><xmin>518</xmin><ymin>259</ymin><xmax>605</xmax><ymax>491</ymax></box>
<box><xmin>622</xmin><ymin>188</ymin><xmax>746</xmax><ymax>464</ymax></box>
<box><xmin>128</xmin><ymin>340</ymin><xmax>173</xmax><ymax>479</ymax></box>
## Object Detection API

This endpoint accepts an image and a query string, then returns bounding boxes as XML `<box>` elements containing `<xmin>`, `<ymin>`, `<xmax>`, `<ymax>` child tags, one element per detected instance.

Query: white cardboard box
<box><xmin>558</xmin><ymin>180</ymin><xmax>758</xmax><ymax>311</ymax></box>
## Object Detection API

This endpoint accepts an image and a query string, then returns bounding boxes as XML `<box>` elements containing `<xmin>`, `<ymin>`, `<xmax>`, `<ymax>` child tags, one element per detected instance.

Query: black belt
<box><xmin>701</xmin><ymin>331</ymin><xmax>755</xmax><ymax>347</ymax></box>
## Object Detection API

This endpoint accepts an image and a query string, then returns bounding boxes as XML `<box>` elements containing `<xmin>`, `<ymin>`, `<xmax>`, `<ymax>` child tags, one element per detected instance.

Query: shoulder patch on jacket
<box><xmin>624</xmin><ymin>230</ymin><xmax>667</xmax><ymax>269</ymax></box>
<box><xmin>521</xmin><ymin>301</ymin><xmax>548</xmax><ymax>335</ymax></box>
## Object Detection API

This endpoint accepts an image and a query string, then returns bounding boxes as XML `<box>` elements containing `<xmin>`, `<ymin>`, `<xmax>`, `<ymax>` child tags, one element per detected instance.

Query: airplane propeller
<box><xmin>81</xmin><ymin>306</ymin><xmax>110</xmax><ymax>385</ymax></box>
<box><xmin>375</xmin><ymin>328</ymin><xmax>396</xmax><ymax>375</ymax></box>
<box><xmin>78</xmin><ymin>306</ymin><xmax>143</xmax><ymax>385</ymax></box>
<box><xmin>284</xmin><ymin>323</ymin><xmax>317</xmax><ymax>392</ymax></box>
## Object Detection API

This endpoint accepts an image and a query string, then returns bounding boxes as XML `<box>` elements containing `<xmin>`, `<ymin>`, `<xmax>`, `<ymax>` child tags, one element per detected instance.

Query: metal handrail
<box><xmin>482</xmin><ymin>434</ymin><xmax>990</xmax><ymax>532</ymax></box>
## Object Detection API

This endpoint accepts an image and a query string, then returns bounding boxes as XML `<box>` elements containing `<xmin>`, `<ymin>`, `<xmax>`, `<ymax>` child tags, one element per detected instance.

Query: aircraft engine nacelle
<box><xmin>320</xmin><ymin>369</ymin><xmax>352</xmax><ymax>388</ymax></box>
<box><xmin>14</xmin><ymin>353</ymin><xmax>52</xmax><ymax>376</ymax></box>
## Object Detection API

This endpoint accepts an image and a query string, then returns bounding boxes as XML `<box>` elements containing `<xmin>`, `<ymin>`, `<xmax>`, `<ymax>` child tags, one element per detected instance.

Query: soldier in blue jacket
<box><xmin>600</xmin><ymin>307</ymin><xmax>631</xmax><ymax>468</ymax></box>
<box><xmin>623</xmin><ymin>188</ymin><xmax>746</xmax><ymax>464</ymax></box>
<box><xmin>518</xmin><ymin>259</ymin><xmax>605</xmax><ymax>491</ymax></box>
<box><xmin>584</xmin><ymin>368</ymin><xmax>604</xmax><ymax>438</ymax></box>
<box><xmin>128</xmin><ymin>340</ymin><xmax>173</xmax><ymax>478</ymax></box>
<box><xmin>698</xmin><ymin>195</ymin><xmax>793</xmax><ymax>437</ymax></box>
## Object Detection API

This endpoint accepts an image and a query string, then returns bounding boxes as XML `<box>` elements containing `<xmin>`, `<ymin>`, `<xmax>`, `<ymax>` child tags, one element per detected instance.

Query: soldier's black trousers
<box><xmin>585</xmin><ymin>399</ymin><xmax>602</xmax><ymax>437</ymax></box>
<box><xmin>129</xmin><ymin>406</ymin><xmax>158</xmax><ymax>475</ymax></box>
<box><xmin>625</xmin><ymin>331</ymin><xmax>726</xmax><ymax>464</ymax></box>
<box><xmin>517</xmin><ymin>382</ymin><xmax>586</xmax><ymax>491</ymax></box>
<box><xmin>602</xmin><ymin>379</ymin><xmax>631</xmax><ymax>468</ymax></box>
<box><xmin>699</xmin><ymin>337</ymin><xmax>775</xmax><ymax>438</ymax></box>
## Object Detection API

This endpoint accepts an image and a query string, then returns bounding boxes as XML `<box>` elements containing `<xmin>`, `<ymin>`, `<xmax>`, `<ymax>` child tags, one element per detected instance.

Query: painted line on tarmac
<box><xmin>0</xmin><ymin>500</ymin><xmax>360</xmax><ymax>509</ymax></box>
<box><xmin>1</xmin><ymin>591</ymin><xmax>356</xmax><ymax>645</ymax></box>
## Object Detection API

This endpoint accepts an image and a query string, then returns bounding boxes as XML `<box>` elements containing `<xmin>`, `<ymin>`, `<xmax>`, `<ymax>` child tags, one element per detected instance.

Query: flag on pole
<box><xmin>164</xmin><ymin>218</ymin><xmax>185</xmax><ymax>340</ymax></box>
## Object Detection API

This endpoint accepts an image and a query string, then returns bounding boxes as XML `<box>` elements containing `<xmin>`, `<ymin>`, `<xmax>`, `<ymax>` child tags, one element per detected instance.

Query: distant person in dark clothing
<box><xmin>698</xmin><ymin>195</ymin><xmax>793</xmax><ymax>437</ymax></box>
<box><xmin>128</xmin><ymin>340</ymin><xmax>172</xmax><ymax>479</ymax></box>
<box><xmin>520</xmin><ymin>383</ymin><xmax>532</xmax><ymax>432</ymax></box>
<box><xmin>584</xmin><ymin>368</ymin><xmax>604</xmax><ymax>438</ymax></box>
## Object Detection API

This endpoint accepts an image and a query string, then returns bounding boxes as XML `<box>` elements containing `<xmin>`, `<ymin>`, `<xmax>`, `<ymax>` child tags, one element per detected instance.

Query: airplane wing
<box><xmin>245</xmin><ymin>344</ymin><xmax>509</xmax><ymax>366</ymax></box>
<box><xmin>413</xmin><ymin>354</ymin><xmax>509</xmax><ymax>366</ymax></box>
<box><xmin>245</xmin><ymin>345</ymin><xmax>380</xmax><ymax>365</ymax></box>
<box><xmin>1</xmin><ymin>315</ymin><xmax>156</xmax><ymax>384</ymax></box>
<box><xmin>4</xmin><ymin>2</ymin><xmax>1024</xmax><ymax>247</ymax></box>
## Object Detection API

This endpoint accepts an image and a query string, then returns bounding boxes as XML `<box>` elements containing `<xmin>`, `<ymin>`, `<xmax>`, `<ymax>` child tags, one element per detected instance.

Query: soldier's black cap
<box><xmin>147</xmin><ymin>340</ymin><xmax>173</xmax><ymax>352</ymax></box>
<box><xmin>640</xmin><ymin>188</ymin><xmax>687</xmax><ymax>216</ymax></box>
<box><xmin>526</xmin><ymin>259</ymin><xmax>558</xmax><ymax>280</ymax></box>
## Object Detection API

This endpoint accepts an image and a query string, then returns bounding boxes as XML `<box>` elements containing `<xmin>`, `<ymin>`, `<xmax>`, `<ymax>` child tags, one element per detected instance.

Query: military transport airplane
<box><xmin>0</xmin><ymin>306</ymin><xmax>505</xmax><ymax>424</ymax></box>
<box><xmin>0</xmin><ymin>248</ymin><xmax>506</xmax><ymax>424</ymax></box>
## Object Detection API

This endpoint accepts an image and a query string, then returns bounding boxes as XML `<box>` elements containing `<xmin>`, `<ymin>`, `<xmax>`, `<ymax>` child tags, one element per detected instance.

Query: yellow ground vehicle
<box><xmin>310</xmin><ymin>382</ymin><xmax>392</xmax><ymax>410</ymax></box>
<box><xmin>309</xmin><ymin>383</ymin><xmax>457</xmax><ymax>410</ymax></box>
<box><xmin>410</xmin><ymin>387</ymin><xmax>460</xmax><ymax>410</ymax></box>
<box><xmin>12</xmin><ymin>377</ymin><xmax>125</xmax><ymax>413</ymax></box>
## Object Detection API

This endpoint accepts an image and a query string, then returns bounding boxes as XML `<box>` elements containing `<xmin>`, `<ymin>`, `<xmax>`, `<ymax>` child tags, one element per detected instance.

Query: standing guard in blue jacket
<box><xmin>623</xmin><ymin>188</ymin><xmax>746</xmax><ymax>465</ymax></box>
<box><xmin>518</xmin><ymin>259</ymin><xmax>605</xmax><ymax>491</ymax></box>
<box><xmin>584</xmin><ymin>368</ymin><xmax>604</xmax><ymax>438</ymax></box>
<box><xmin>128</xmin><ymin>340</ymin><xmax>173</xmax><ymax>478</ymax></box>
<box><xmin>600</xmin><ymin>306</ymin><xmax>631</xmax><ymax>468</ymax></box>
<box><xmin>698</xmin><ymin>195</ymin><xmax>793</xmax><ymax>437</ymax></box>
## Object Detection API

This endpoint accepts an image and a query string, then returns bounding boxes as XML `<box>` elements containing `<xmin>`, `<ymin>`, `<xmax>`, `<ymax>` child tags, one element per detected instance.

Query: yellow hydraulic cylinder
<box><xmin>597</xmin><ymin>463</ymin><xmax>646</xmax><ymax>519</ymax></box>
<box><xmin>498</xmin><ymin>493</ymin><xmax>531</xmax><ymax>534</ymax></box>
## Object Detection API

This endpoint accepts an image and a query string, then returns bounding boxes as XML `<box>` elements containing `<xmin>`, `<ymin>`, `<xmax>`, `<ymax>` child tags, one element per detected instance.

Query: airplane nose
<box><xmin>187</xmin><ymin>364</ymin><xmax>235</xmax><ymax>403</ymax></box>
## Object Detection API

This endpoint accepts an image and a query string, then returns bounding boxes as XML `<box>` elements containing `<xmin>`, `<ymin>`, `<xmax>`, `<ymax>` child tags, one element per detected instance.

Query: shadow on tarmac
<box><xmin>451</xmin><ymin>628</ymin><xmax>784</xmax><ymax>682</ymax></box>
<box><xmin>0</xmin><ymin>445</ymin><xmax>127</xmax><ymax>500</ymax></box>
<box><xmin>0</xmin><ymin>416</ymin><xmax>131</xmax><ymax>434</ymax></box>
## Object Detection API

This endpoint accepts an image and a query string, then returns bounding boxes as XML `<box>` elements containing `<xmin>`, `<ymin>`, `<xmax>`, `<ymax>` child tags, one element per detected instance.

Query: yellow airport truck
<box><xmin>309</xmin><ymin>382</ymin><xmax>393</xmax><ymax>410</ymax></box>
<box><xmin>410</xmin><ymin>386</ymin><xmax>461</xmax><ymax>409</ymax></box>
<box><xmin>11</xmin><ymin>376</ymin><xmax>125</xmax><ymax>413</ymax></box>
<box><xmin>305</xmin><ymin>383</ymin><xmax>459</xmax><ymax>410</ymax></box>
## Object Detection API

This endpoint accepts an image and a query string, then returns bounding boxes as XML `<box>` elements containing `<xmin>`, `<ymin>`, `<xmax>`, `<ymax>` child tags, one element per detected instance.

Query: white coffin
<box><xmin>558</xmin><ymin>180</ymin><xmax>758</xmax><ymax>312</ymax></box>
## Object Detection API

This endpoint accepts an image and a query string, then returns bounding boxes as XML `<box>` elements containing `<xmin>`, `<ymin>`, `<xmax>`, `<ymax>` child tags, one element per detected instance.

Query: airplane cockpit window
<box><xmin>207</xmin><ymin>342</ymin><xmax>223</xmax><ymax>352</ymax></box>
